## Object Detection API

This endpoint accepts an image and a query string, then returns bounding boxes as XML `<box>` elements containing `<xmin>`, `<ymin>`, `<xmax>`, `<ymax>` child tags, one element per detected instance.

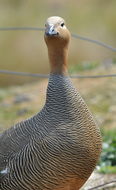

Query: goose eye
<box><xmin>61</xmin><ymin>23</ymin><xmax>65</xmax><ymax>27</ymax></box>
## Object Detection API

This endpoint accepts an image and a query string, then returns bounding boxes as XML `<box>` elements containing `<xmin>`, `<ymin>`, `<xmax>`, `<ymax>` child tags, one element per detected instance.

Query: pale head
<box><xmin>44</xmin><ymin>16</ymin><xmax>70</xmax><ymax>75</ymax></box>
<box><xmin>44</xmin><ymin>16</ymin><xmax>71</xmax><ymax>49</ymax></box>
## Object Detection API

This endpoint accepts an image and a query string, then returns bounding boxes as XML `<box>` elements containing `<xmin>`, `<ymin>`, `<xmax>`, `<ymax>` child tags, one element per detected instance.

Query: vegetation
<box><xmin>69</xmin><ymin>61</ymin><xmax>100</xmax><ymax>73</ymax></box>
<box><xmin>97</xmin><ymin>129</ymin><xmax>116</xmax><ymax>174</ymax></box>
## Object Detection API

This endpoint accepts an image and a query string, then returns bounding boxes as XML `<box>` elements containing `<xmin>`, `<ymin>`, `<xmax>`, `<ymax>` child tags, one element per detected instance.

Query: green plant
<box><xmin>97</xmin><ymin>129</ymin><xmax>116</xmax><ymax>173</ymax></box>
<box><xmin>69</xmin><ymin>61</ymin><xmax>99</xmax><ymax>74</ymax></box>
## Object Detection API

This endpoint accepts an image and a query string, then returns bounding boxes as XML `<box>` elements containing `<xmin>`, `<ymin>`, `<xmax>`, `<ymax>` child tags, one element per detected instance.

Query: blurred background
<box><xmin>0</xmin><ymin>0</ymin><xmax>116</xmax><ymax>86</ymax></box>
<box><xmin>0</xmin><ymin>0</ymin><xmax>116</xmax><ymax>189</ymax></box>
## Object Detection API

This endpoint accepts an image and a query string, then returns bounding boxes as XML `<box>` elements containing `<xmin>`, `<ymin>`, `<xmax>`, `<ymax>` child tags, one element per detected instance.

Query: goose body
<box><xmin>0</xmin><ymin>17</ymin><xmax>102</xmax><ymax>190</ymax></box>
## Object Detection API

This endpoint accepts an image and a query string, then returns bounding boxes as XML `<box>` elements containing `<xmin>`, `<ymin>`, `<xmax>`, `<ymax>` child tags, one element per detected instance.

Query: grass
<box><xmin>0</xmin><ymin>80</ymin><xmax>47</xmax><ymax>128</ymax></box>
<box><xmin>69</xmin><ymin>61</ymin><xmax>100</xmax><ymax>73</ymax></box>
<box><xmin>97</xmin><ymin>129</ymin><xmax>116</xmax><ymax>174</ymax></box>
<box><xmin>0</xmin><ymin>62</ymin><xmax>116</xmax><ymax>130</ymax></box>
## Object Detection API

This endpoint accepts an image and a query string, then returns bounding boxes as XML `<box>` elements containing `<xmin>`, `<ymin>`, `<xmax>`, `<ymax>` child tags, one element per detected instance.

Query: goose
<box><xmin>0</xmin><ymin>16</ymin><xmax>102</xmax><ymax>190</ymax></box>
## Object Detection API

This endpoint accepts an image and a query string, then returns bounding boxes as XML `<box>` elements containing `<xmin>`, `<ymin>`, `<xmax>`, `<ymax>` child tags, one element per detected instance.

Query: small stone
<box><xmin>16</xmin><ymin>108</ymin><xmax>28</xmax><ymax>116</ymax></box>
<box><xmin>13</xmin><ymin>95</ymin><xmax>31</xmax><ymax>104</ymax></box>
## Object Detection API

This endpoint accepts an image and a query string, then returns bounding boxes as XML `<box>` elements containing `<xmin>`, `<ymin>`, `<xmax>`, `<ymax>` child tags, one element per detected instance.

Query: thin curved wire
<box><xmin>0</xmin><ymin>27</ymin><xmax>44</xmax><ymax>31</ymax></box>
<box><xmin>0</xmin><ymin>70</ymin><xmax>116</xmax><ymax>79</ymax></box>
<box><xmin>71</xmin><ymin>33</ymin><xmax>116</xmax><ymax>52</ymax></box>
<box><xmin>0</xmin><ymin>27</ymin><xmax>116</xmax><ymax>52</ymax></box>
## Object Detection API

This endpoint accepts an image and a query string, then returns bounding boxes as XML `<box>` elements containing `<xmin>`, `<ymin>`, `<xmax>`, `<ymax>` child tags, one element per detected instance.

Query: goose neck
<box><xmin>48</xmin><ymin>46</ymin><xmax>68</xmax><ymax>75</ymax></box>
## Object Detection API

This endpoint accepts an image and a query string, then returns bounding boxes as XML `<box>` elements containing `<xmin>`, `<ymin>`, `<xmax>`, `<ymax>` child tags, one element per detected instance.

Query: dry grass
<box><xmin>0</xmin><ymin>65</ymin><xmax>116</xmax><ymax>132</ymax></box>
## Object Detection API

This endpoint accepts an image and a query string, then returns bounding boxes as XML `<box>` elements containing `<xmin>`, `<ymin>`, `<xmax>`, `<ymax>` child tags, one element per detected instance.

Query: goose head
<box><xmin>44</xmin><ymin>16</ymin><xmax>71</xmax><ymax>49</ymax></box>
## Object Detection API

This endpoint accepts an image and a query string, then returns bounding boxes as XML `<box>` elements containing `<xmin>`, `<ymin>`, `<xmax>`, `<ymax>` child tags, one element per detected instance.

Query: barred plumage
<box><xmin>0</xmin><ymin>16</ymin><xmax>102</xmax><ymax>190</ymax></box>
